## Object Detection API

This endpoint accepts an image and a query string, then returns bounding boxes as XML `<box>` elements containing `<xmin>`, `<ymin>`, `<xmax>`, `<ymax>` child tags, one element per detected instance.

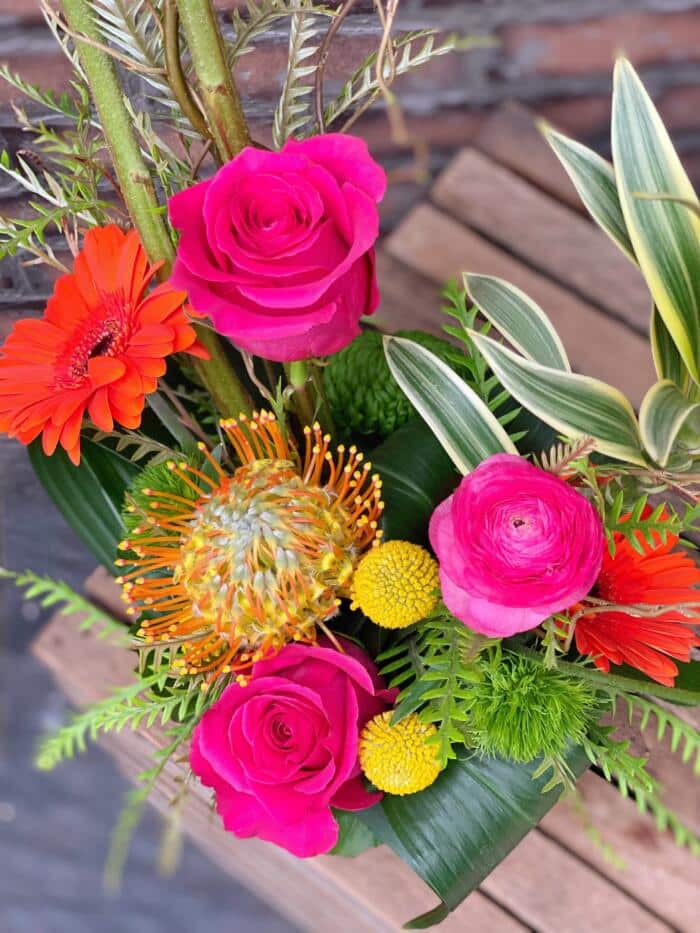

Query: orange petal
<box><xmin>88</xmin><ymin>356</ymin><xmax>127</xmax><ymax>387</ymax></box>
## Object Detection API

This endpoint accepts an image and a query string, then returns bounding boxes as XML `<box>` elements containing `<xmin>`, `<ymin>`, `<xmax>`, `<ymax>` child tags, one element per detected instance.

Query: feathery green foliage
<box><xmin>273</xmin><ymin>4</ymin><xmax>327</xmax><ymax>147</ymax></box>
<box><xmin>603</xmin><ymin>490</ymin><xmax>698</xmax><ymax>554</ymax></box>
<box><xmin>441</xmin><ymin>281</ymin><xmax>523</xmax><ymax>437</ymax></box>
<box><xmin>612</xmin><ymin>693</ymin><xmax>700</xmax><ymax>775</ymax></box>
<box><xmin>228</xmin><ymin>0</ymin><xmax>333</xmax><ymax>64</ymax></box>
<box><xmin>122</xmin><ymin>453</ymin><xmax>204</xmax><ymax>534</ymax></box>
<box><xmin>379</xmin><ymin>611</ymin><xmax>497</xmax><ymax>768</ymax></box>
<box><xmin>324</xmin><ymin>31</ymin><xmax>486</xmax><ymax>131</ymax></box>
<box><xmin>467</xmin><ymin>655</ymin><xmax>598</xmax><ymax>763</ymax></box>
<box><xmin>583</xmin><ymin>725</ymin><xmax>700</xmax><ymax>855</ymax></box>
<box><xmin>0</xmin><ymin>568</ymin><xmax>127</xmax><ymax>641</ymax></box>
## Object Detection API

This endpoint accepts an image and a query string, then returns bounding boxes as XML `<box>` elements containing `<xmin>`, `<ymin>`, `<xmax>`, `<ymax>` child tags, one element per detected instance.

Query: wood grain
<box><xmin>385</xmin><ymin>202</ymin><xmax>655</xmax><ymax>406</ymax></box>
<box><xmin>432</xmin><ymin>148</ymin><xmax>651</xmax><ymax>332</ymax></box>
<box><xmin>473</xmin><ymin>102</ymin><xmax>586</xmax><ymax>213</ymax></box>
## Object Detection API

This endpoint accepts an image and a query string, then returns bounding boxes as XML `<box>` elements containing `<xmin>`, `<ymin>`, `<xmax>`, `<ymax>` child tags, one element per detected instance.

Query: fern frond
<box><xmin>584</xmin><ymin>725</ymin><xmax>700</xmax><ymax>855</ymax></box>
<box><xmin>536</xmin><ymin>436</ymin><xmax>596</xmax><ymax>475</ymax></box>
<box><xmin>0</xmin><ymin>64</ymin><xmax>85</xmax><ymax>121</ymax></box>
<box><xmin>603</xmin><ymin>491</ymin><xmax>689</xmax><ymax>556</ymax></box>
<box><xmin>0</xmin><ymin>568</ymin><xmax>127</xmax><ymax>641</ymax></box>
<box><xmin>613</xmin><ymin>693</ymin><xmax>700</xmax><ymax>776</ymax></box>
<box><xmin>272</xmin><ymin>3</ymin><xmax>325</xmax><ymax>147</ymax></box>
<box><xmin>381</xmin><ymin>611</ymin><xmax>492</xmax><ymax>768</ymax></box>
<box><xmin>83</xmin><ymin>427</ymin><xmax>176</xmax><ymax>464</ymax></box>
<box><xmin>228</xmin><ymin>0</ymin><xmax>333</xmax><ymax>64</ymax></box>
<box><xmin>324</xmin><ymin>31</ymin><xmax>486</xmax><ymax>130</ymax></box>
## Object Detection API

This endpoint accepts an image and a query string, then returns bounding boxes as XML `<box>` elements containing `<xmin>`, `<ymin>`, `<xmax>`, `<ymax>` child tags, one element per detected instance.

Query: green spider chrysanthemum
<box><xmin>468</xmin><ymin>655</ymin><xmax>596</xmax><ymax>763</ymax></box>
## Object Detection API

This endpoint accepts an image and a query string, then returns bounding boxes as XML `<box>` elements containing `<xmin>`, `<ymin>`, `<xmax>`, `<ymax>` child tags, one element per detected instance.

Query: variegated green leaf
<box><xmin>542</xmin><ymin>123</ymin><xmax>635</xmax><ymax>262</ymax></box>
<box><xmin>470</xmin><ymin>332</ymin><xmax>646</xmax><ymax>465</ymax></box>
<box><xmin>639</xmin><ymin>379</ymin><xmax>700</xmax><ymax>468</ymax></box>
<box><xmin>383</xmin><ymin>336</ymin><xmax>516</xmax><ymax>474</ymax></box>
<box><xmin>612</xmin><ymin>57</ymin><xmax>700</xmax><ymax>384</ymax></box>
<box><xmin>463</xmin><ymin>273</ymin><xmax>570</xmax><ymax>371</ymax></box>
<box><xmin>650</xmin><ymin>304</ymin><xmax>690</xmax><ymax>389</ymax></box>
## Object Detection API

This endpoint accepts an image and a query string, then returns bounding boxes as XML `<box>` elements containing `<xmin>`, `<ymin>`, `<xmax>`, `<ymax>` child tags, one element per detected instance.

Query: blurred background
<box><xmin>1</xmin><ymin>2</ymin><xmax>700</xmax><ymax>931</ymax></box>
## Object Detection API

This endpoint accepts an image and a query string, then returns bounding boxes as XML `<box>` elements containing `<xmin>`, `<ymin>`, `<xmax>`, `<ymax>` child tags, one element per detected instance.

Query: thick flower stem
<box><xmin>61</xmin><ymin>0</ymin><xmax>174</xmax><ymax>266</ymax></box>
<box><xmin>194</xmin><ymin>326</ymin><xmax>253</xmax><ymax>417</ymax></box>
<box><xmin>62</xmin><ymin>0</ymin><xmax>252</xmax><ymax>418</ymax></box>
<box><xmin>174</xmin><ymin>0</ymin><xmax>250</xmax><ymax>161</ymax></box>
<box><xmin>286</xmin><ymin>361</ymin><xmax>335</xmax><ymax>435</ymax></box>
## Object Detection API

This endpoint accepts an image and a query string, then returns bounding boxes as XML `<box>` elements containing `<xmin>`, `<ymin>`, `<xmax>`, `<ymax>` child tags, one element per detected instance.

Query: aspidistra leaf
<box><xmin>464</xmin><ymin>273</ymin><xmax>571</xmax><ymax>371</ymax></box>
<box><xmin>639</xmin><ymin>379</ymin><xmax>700</xmax><ymax>467</ymax></box>
<box><xmin>470</xmin><ymin>331</ymin><xmax>646</xmax><ymax>465</ymax></box>
<box><xmin>612</xmin><ymin>57</ymin><xmax>700</xmax><ymax>384</ymax></box>
<box><xmin>542</xmin><ymin>123</ymin><xmax>636</xmax><ymax>262</ymax></box>
<box><xmin>383</xmin><ymin>335</ymin><xmax>517</xmax><ymax>474</ymax></box>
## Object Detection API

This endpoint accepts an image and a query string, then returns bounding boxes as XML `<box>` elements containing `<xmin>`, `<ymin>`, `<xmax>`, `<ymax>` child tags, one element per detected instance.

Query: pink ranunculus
<box><xmin>190</xmin><ymin>639</ymin><xmax>395</xmax><ymax>858</ymax></box>
<box><xmin>429</xmin><ymin>453</ymin><xmax>605</xmax><ymax>638</ymax></box>
<box><xmin>168</xmin><ymin>134</ymin><xmax>386</xmax><ymax>362</ymax></box>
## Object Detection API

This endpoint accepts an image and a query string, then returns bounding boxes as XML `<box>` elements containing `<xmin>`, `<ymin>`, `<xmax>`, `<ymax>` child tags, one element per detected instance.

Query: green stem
<box><xmin>285</xmin><ymin>361</ymin><xmax>334</xmax><ymax>433</ymax></box>
<box><xmin>175</xmin><ymin>0</ymin><xmax>250</xmax><ymax>161</ymax></box>
<box><xmin>194</xmin><ymin>326</ymin><xmax>252</xmax><ymax>418</ymax></box>
<box><xmin>62</xmin><ymin>0</ymin><xmax>174</xmax><ymax>265</ymax></box>
<box><xmin>62</xmin><ymin>0</ymin><xmax>252</xmax><ymax>419</ymax></box>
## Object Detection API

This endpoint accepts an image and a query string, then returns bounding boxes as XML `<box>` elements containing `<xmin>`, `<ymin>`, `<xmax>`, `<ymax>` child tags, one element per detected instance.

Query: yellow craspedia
<box><xmin>359</xmin><ymin>712</ymin><xmax>441</xmax><ymax>795</ymax></box>
<box><xmin>350</xmin><ymin>540</ymin><xmax>439</xmax><ymax>629</ymax></box>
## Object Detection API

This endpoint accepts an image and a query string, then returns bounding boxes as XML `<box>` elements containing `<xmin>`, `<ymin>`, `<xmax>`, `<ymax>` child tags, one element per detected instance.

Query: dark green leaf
<box><xmin>29</xmin><ymin>437</ymin><xmax>140</xmax><ymax>571</ymax></box>
<box><xmin>329</xmin><ymin>809</ymin><xmax>380</xmax><ymax>858</ymax></box>
<box><xmin>359</xmin><ymin>746</ymin><xmax>589</xmax><ymax>923</ymax></box>
<box><xmin>371</xmin><ymin>419</ymin><xmax>459</xmax><ymax>544</ymax></box>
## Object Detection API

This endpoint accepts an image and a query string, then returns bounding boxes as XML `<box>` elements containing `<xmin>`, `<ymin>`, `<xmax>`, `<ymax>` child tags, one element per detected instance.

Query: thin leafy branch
<box><xmin>0</xmin><ymin>568</ymin><xmax>127</xmax><ymax>641</ymax></box>
<box><xmin>583</xmin><ymin>725</ymin><xmax>700</xmax><ymax>855</ymax></box>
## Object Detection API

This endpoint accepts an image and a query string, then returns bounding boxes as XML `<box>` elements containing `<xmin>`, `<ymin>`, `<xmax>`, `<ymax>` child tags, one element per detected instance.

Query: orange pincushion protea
<box><xmin>574</xmin><ymin>514</ymin><xmax>700</xmax><ymax>686</ymax></box>
<box><xmin>0</xmin><ymin>225</ymin><xmax>206</xmax><ymax>465</ymax></box>
<box><xmin>117</xmin><ymin>411</ymin><xmax>384</xmax><ymax>684</ymax></box>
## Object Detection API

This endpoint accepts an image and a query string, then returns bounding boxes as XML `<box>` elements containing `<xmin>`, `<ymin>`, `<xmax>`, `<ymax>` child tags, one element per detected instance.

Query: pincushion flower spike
<box><xmin>574</xmin><ymin>510</ymin><xmax>700</xmax><ymax>686</ymax></box>
<box><xmin>117</xmin><ymin>411</ymin><xmax>384</xmax><ymax>684</ymax></box>
<box><xmin>0</xmin><ymin>225</ymin><xmax>206</xmax><ymax>465</ymax></box>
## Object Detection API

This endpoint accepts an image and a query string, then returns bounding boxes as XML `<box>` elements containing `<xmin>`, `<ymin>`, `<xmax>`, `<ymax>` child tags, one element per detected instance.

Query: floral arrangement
<box><xmin>1</xmin><ymin>2</ymin><xmax>699</xmax><ymax>927</ymax></box>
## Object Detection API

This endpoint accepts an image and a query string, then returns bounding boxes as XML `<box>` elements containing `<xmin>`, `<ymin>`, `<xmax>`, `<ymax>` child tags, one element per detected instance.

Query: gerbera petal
<box><xmin>88</xmin><ymin>388</ymin><xmax>114</xmax><ymax>431</ymax></box>
<box><xmin>88</xmin><ymin>356</ymin><xmax>127</xmax><ymax>387</ymax></box>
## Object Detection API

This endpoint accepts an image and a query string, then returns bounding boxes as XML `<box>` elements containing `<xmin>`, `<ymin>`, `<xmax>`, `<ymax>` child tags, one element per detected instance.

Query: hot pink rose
<box><xmin>429</xmin><ymin>454</ymin><xmax>604</xmax><ymax>638</ymax></box>
<box><xmin>190</xmin><ymin>639</ymin><xmax>395</xmax><ymax>857</ymax></box>
<box><xmin>168</xmin><ymin>134</ymin><xmax>385</xmax><ymax>362</ymax></box>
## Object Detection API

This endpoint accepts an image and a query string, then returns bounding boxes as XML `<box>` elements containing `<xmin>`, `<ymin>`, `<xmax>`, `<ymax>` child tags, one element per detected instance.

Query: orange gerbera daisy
<box><xmin>574</xmin><ymin>511</ymin><xmax>700</xmax><ymax>686</ymax></box>
<box><xmin>0</xmin><ymin>225</ymin><xmax>206</xmax><ymax>465</ymax></box>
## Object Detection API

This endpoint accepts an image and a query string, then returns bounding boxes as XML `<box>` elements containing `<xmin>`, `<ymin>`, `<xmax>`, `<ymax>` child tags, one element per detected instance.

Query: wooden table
<box><xmin>32</xmin><ymin>105</ymin><xmax>698</xmax><ymax>932</ymax></box>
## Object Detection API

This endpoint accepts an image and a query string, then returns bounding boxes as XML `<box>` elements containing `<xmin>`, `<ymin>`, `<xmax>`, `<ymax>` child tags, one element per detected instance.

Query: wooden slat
<box><xmin>482</xmin><ymin>828</ymin><xmax>671</xmax><ymax>933</ymax></box>
<box><xmin>431</xmin><ymin>148</ymin><xmax>651</xmax><ymax>332</ymax></box>
<box><xmin>31</xmin><ymin>612</ymin><xmax>526</xmax><ymax>933</ymax></box>
<box><xmin>541</xmin><ymin>771</ymin><xmax>698</xmax><ymax>933</ymax></box>
<box><xmin>385</xmin><ymin>203</ymin><xmax>655</xmax><ymax>406</ymax></box>
<box><xmin>473</xmin><ymin>102</ymin><xmax>586</xmax><ymax>213</ymax></box>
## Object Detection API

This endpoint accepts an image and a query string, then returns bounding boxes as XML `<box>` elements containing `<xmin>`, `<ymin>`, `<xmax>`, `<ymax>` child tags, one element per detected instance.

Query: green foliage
<box><xmin>535</xmin><ymin>436</ymin><xmax>596</xmax><ymax>475</ymax></box>
<box><xmin>272</xmin><ymin>5</ymin><xmax>333</xmax><ymax>146</ymax></box>
<box><xmin>441</xmin><ymin>281</ymin><xmax>524</xmax><ymax>437</ymax></box>
<box><xmin>0</xmin><ymin>64</ymin><xmax>86</xmax><ymax>120</ymax></box>
<box><xmin>612</xmin><ymin>693</ymin><xmax>700</xmax><ymax>775</ymax></box>
<box><xmin>467</xmin><ymin>655</ymin><xmax>597</xmax><ymax>763</ymax></box>
<box><xmin>324</xmin><ymin>31</ymin><xmax>484</xmax><ymax>131</ymax></box>
<box><xmin>228</xmin><ymin>0</ymin><xmax>333</xmax><ymax>64</ymax></box>
<box><xmin>324</xmin><ymin>328</ymin><xmax>464</xmax><ymax>441</ymax></box>
<box><xmin>35</xmin><ymin>660</ymin><xmax>220</xmax><ymax>771</ymax></box>
<box><xmin>603</xmin><ymin>489</ymin><xmax>699</xmax><ymax>555</ymax></box>
<box><xmin>583</xmin><ymin>725</ymin><xmax>700</xmax><ymax>855</ymax></box>
<box><xmin>85</xmin><ymin>428</ymin><xmax>176</xmax><ymax>466</ymax></box>
<box><xmin>379</xmin><ymin>611</ymin><xmax>496</xmax><ymax>768</ymax></box>
<box><xmin>0</xmin><ymin>568</ymin><xmax>127</xmax><ymax>641</ymax></box>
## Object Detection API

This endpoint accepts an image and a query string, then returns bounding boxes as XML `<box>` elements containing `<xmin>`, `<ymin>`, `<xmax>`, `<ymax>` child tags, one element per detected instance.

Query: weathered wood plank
<box><xmin>473</xmin><ymin>102</ymin><xmax>586</xmax><ymax>213</ymax></box>
<box><xmin>431</xmin><ymin>148</ymin><xmax>651</xmax><ymax>332</ymax></box>
<box><xmin>482</xmin><ymin>828</ymin><xmax>672</xmax><ymax>933</ymax></box>
<box><xmin>541</xmin><ymin>771</ymin><xmax>698</xmax><ymax>933</ymax></box>
<box><xmin>31</xmin><ymin>611</ymin><xmax>527</xmax><ymax>932</ymax></box>
<box><xmin>385</xmin><ymin>203</ymin><xmax>655</xmax><ymax>406</ymax></box>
